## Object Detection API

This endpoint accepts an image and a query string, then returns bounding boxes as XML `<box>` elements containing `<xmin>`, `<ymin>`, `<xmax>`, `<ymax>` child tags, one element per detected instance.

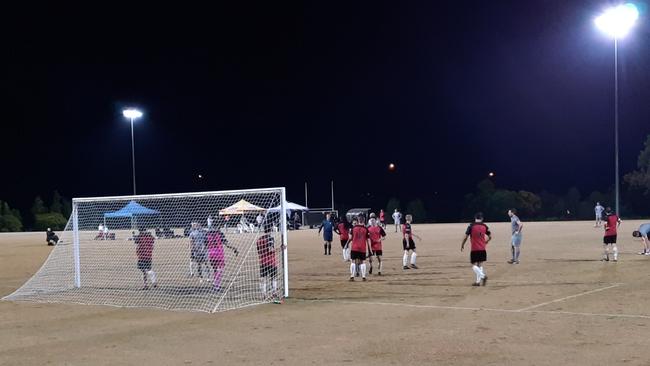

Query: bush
<box><xmin>34</xmin><ymin>213</ymin><xmax>68</xmax><ymax>231</ymax></box>
<box><xmin>0</xmin><ymin>214</ymin><xmax>22</xmax><ymax>232</ymax></box>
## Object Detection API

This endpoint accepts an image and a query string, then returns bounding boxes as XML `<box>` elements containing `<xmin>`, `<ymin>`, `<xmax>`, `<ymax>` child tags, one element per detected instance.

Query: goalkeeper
<box><xmin>207</xmin><ymin>225</ymin><xmax>239</xmax><ymax>292</ymax></box>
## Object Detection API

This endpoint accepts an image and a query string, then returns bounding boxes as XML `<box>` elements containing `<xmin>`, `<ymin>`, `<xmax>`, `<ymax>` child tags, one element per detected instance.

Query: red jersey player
<box><xmin>461</xmin><ymin>212</ymin><xmax>491</xmax><ymax>286</ymax></box>
<box><xmin>135</xmin><ymin>229</ymin><xmax>157</xmax><ymax>290</ymax></box>
<box><xmin>256</xmin><ymin>224</ymin><xmax>286</xmax><ymax>297</ymax></box>
<box><xmin>335</xmin><ymin>216</ymin><xmax>352</xmax><ymax>261</ymax></box>
<box><xmin>368</xmin><ymin>218</ymin><xmax>387</xmax><ymax>275</ymax></box>
<box><xmin>602</xmin><ymin>207</ymin><xmax>622</xmax><ymax>262</ymax></box>
<box><xmin>402</xmin><ymin>214</ymin><xmax>421</xmax><ymax>270</ymax></box>
<box><xmin>379</xmin><ymin>209</ymin><xmax>386</xmax><ymax>229</ymax></box>
<box><xmin>349</xmin><ymin>215</ymin><xmax>371</xmax><ymax>281</ymax></box>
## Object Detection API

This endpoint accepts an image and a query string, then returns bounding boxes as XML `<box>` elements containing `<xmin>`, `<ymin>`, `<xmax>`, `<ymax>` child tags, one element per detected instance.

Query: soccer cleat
<box><xmin>410</xmin><ymin>264</ymin><xmax>419</xmax><ymax>269</ymax></box>
<box><xmin>638</xmin><ymin>251</ymin><xmax>646</xmax><ymax>255</ymax></box>
<box><xmin>515</xmin><ymin>261</ymin><xmax>520</xmax><ymax>264</ymax></box>
<box><xmin>369</xmin><ymin>267</ymin><xmax>373</xmax><ymax>274</ymax></box>
<box><xmin>601</xmin><ymin>257</ymin><xmax>609</xmax><ymax>262</ymax></box>
<box><xmin>349</xmin><ymin>277</ymin><xmax>354</xmax><ymax>282</ymax></box>
<box><xmin>362</xmin><ymin>277</ymin><xmax>367</xmax><ymax>281</ymax></box>
<box><xmin>378</xmin><ymin>272</ymin><xmax>382</xmax><ymax>276</ymax></box>
<box><xmin>507</xmin><ymin>260</ymin><xmax>515</xmax><ymax>264</ymax></box>
<box><xmin>645</xmin><ymin>252</ymin><xmax>650</xmax><ymax>256</ymax></box>
<box><xmin>472</xmin><ymin>282</ymin><xmax>480</xmax><ymax>286</ymax></box>
<box><xmin>142</xmin><ymin>285</ymin><xmax>149</xmax><ymax>290</ymax></box>
<box><xmin>403</xmin><ymin>266</ymin><xmax>410</xmax><ymax>270</ymax></box>
<box><xmin>481</xmin><ymin>276</ymin><xmax>488</xmax><ymax>286</ymax></box>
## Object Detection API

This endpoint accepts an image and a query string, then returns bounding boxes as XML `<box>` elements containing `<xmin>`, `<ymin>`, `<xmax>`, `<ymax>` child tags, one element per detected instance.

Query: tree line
<box><xmin>0</xmin><ymin>191</ymin><xmax>71</xmax><ymax>232</ymax></box>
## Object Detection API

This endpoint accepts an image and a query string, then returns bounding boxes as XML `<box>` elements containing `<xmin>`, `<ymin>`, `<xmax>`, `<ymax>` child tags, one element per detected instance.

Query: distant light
<box><xmin>388</xmin><ymin>163</ymin><xmax>396</xmax><ymax>171</ymax></box>
<box><xmin>595</xmin><ymin>3</ymin><xmax>639</xmax><ymax>39</ymax></box>
<box><xmin>198</xmin><ymin>174</ymin><xmax>203</xmax><ymax>179</ymax></box>
<box><xmin>123</xmin><ymin>108</ymin><xmax>143</xmax><ymax>119</ymax></box>
<box><xmin>488</xmin><ymin>172</ymin><xmax>495</xmax><ymax>177</ymax></box>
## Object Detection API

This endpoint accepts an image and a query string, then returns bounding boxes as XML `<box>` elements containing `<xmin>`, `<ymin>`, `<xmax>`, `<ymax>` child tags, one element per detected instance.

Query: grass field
<box><xmin>2</xmin><ymin>220</ymin><xmax>650</xmax><ymax>365</ymax></box>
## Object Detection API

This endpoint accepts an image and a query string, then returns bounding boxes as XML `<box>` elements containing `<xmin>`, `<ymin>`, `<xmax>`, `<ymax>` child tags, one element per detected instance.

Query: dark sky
<box><xmin>3</xmin><ymin>1</ymin><xmax>650</xmax><ymax>220</ymax></box>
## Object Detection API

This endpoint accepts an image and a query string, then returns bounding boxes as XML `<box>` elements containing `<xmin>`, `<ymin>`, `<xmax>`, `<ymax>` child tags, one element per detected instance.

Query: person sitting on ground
<box><xmin>46</xmin><ymin>228</ymin><xmax>59</xmax><ymax>246</ymax></box>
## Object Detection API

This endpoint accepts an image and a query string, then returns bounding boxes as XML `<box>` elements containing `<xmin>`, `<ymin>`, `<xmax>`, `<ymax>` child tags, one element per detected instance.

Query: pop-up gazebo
<box><xmin>103</xmin><ymin>200</ymin><xmax>160</xmax><ymax>229</ymax></box>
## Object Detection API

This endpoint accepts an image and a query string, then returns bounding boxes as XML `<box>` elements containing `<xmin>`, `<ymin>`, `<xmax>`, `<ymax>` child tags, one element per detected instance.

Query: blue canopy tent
<box><xmin>103</xmin><ymin>201</ymin><xmax>160</xmax><ymax>230</ymax></box>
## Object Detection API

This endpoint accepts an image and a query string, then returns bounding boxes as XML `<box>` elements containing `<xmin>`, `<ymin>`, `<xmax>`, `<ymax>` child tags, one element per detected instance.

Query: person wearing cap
<box><xmin>602</xmin><ymin>207</ymin><xmax>622</xmax><ymax>262</ymax></box>
<box><xmin>632</xmin><ymin>223</ymin><xmax>650</xmax><ymax>256</ymax></box>
<box><xmin>46</xmin><ymin>228</ymin><xmax>59</xmax><ymax>246</ymax></box>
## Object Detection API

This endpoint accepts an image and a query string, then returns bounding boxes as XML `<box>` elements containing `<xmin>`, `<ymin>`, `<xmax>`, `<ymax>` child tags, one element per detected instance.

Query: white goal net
<box><xmin>3</xmin><ymin>188</ymin><xmax>289</xmax><ymax>313</ymax></box>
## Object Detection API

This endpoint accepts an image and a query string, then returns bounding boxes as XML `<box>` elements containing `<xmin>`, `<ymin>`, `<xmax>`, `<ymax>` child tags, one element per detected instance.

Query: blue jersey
<box><xmin>320</xmin><ymin>220</ymin><xmax>334</xmax><ymax>233</ymax></box>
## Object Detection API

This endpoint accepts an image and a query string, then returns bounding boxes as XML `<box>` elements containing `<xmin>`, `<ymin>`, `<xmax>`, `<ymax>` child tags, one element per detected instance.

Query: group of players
<box><xmin>133</xmin><ymin>217</ymin><xmax>284</xmax><ymax>297</ymax></box>
<box><xmin>318</xmin><ymin>205</ymin><xmax>650</xmax><ymax>286</ymax></box>
<box><xmin>318</xmin><ymin>210</ymin><xmax>421</xmax><ymax>281</ymax></box>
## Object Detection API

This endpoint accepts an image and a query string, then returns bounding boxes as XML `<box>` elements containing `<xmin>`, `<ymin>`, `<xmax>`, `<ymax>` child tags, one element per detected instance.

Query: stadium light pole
<box><xmin>594</xmin><ymin>3</ymin><xmax>639</xmax><ymax>216</ymax></box>
<box><xmin>122</xmin><ymin>108</ymin><xmax>143</xmax><ymax>195</ymax></box>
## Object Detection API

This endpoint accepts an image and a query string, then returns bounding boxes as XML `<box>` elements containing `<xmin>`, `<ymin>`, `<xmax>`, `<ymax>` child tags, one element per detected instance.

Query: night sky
<box><xmin>3</xmin><ymin>1</ymin><xmax>650</xmax><ymax>220</ymax></box>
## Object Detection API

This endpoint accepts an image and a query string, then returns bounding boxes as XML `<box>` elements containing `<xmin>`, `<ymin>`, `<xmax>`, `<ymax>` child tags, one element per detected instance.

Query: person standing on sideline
<box><xmin>461</xmin><ymin>212</ymin><xmax>491</xmax><ymax>286</ymax></box>
<box><xmin>632</xmin><ymin>222</ymin><xmax>650</xmax><ymax>255</ymax></box>
<box><xmin>594</xmin><ymin>202</ymin><xmax>605</xmax><ymax>228</ymax></box>
<box><xmin>189</xmin><ymin>222</ymin><xmax>209</xmax><ymax>280</ymax></box>
<box><xmin>392</xmin><ymin>209</ymin><xmax>402</xmax><ymax>232</ymax></box>
<box><xmin>207</xmin><ymin>214</ymin><xmax>213</xmax><ymax>229</ymax></box>
<box><xmin>256</xmin><ymin>213</ymin><xmax>264</xmax><ymax>232</ymax></box>
<box><xmin>507</xmin><ymin>209</ymin><xmax>523</xmax><ymax>264</ymax></box>
<box><xmin>379</xmin><ymin>209</ymin><xmax>386</xmax><ymax>229</ymax></box>
<box><xmin>318</xmin><ymin>213</ymin><xmax>334</xmax><ymax>255</ymax></box>
<box><xmin>602</xmin><ymin>207</ymin><xmax>622</xmax><ymax>262</ymax></box>
<box><xmin>135</xmin><ymin>229</ymin><xmax>157</xmax><ymax>290</ymax></box>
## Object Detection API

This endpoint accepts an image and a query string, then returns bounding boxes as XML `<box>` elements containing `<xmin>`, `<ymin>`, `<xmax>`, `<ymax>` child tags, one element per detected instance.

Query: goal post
<box><xmin>3</xmin><ymin>187</ymin><xmax>289</xmax><ymax>313</ymax></box>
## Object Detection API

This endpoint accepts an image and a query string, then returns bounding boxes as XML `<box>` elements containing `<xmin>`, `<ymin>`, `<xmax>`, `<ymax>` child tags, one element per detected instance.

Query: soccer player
<box><xmin>207</xmin><ymin>227</ymin><xmax>239</xmax><ymax>291</ymax></box>
<box><xmin>595</xmin><ymin>202</ymin><xmax>605</xmax><ymax>228</ymax></box>
<box><xmin>256</xmin><ymin>224</ymin><xmax>285</xmax><ymax>296</ymax></box>
<box><xmin>368</xmin><ymin>218</ymin><xmax>387</xmax><ymax>275</ymax></box>
<box><xmin>392</xmin><ymin>209</ymin><xmax>402</xmax><ymax>232</ymax></box>
<box><xmin>349</xmin><ymin>215</ymin><xmax>372</xmax><ymax>281</ymax></box>
<box><xmin>335</xmin><ymin>216</ymin><xmax>352</xmax><ymax>261</ymax></box>
<box><xmin>632</xmin><ymin>222</ymin><xmax>650</xmax><ymax>255</ymax></box>
<box><xmin>135</xmin><ymin>229</ymin><xmax>157</xmax><ymax>290</ymax></box>
<box><xmin>318</xmin><ymin>213</ymin><xmax>335</xmax><ymax>255</ymax></box>
<box><xmin>402</xmin><ymin>214</ymin><xmax>421</xmax><ymax>269</ymax></box>
<box><xmin>379</xmin><ymin>209</ymin><xmax>386</xmax><ymax>229</ymax></box>
<box><xmin>189</xmin><ymin>222</ymin><xmax>209</xmax><ymax>281</ymax></box>
<box><xmin>507</xmin><ymin>209</ymin><xmax>523</xmax><ymax>264</ymax></box>
<box><xmin>461</xmin><ymin>212</ymin><xmax>491</xmax><ymax>286</ymax></box>
<box><xmin>602</xmin><ymin>207</ymin><xmax>622</xmax><ymax>262</ymax></box>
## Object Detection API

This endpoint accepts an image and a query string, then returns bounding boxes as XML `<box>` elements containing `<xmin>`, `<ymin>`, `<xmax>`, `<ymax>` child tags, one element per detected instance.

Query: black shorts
<box><xmin>604</xmin><ymin>235</ymin><xmax>617</xmax><ymax>244</ymax></box>
<box><xmin>403</xmin><ymin>238</ymin><xmax>416</xmax><ymax>250</ymax></box>
<box><xmin>470</xmin><ymin>250</ymin><xmax>487</xmax><ymax>263</ymax></box>
<box><xmin>341</xmin><ymin>239</ymin><xmax>348</xmax><ymax>248</ymax></box>
<box><xmin>137</xmin><ymin>259</ymin><xmax>152</xmax><ymax>272</ymax></box>
<box><xmin>350</xmin><ymin>250</ymin><xmax>366</xmax><ymax>261</ymax></box>
<box><xmin>260</xmin><ymin>264</ymin><xmax>277</xmax><ymax>278</ymax></box>
<box><xmin>373</xmin><ymin>250</ymin><xmax>383</xmax><ymax>257</ymax></box>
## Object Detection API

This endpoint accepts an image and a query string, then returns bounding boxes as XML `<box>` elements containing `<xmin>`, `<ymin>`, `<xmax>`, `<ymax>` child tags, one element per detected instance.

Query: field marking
<box><xmin>305</xmin><ymin>298</ymin><xmax>650</xmax><ymax>320</ymax></box>
<box><xmin>515</xmin><ymin>283</ymin><xmax>622</xmax><ymax>312</ymax></box>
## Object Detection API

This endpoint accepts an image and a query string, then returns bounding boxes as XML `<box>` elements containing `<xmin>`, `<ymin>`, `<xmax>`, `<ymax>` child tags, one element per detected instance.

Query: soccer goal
<box><xmin>3</xmin><ymin>187</ymin><xmax>289</xmax><ymax>313</ymax></box>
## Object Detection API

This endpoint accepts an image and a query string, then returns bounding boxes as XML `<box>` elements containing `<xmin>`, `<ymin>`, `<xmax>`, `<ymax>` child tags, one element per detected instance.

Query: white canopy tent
<box><xmin>268</xmin><ymin>201</ymin><xmax>309</xmax><ymax>212</ymax></box>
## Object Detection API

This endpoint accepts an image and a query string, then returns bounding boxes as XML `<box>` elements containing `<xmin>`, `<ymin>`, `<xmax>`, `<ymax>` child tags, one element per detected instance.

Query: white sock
<box><xmin>479</xmin><ymin>266</ymin><xmax>485</xmax><ymax>279</ymax></box>
<box><xmin>410</xmin><ymin>252</ymin><xmax>417</xmax><ymax>265</ymax></box>
<box><xmin>147</xmin><ymin>270</ymin><xmax>157</xmax><ymax>285</ymax></box>
<box><xmin>403</xmin><ymin>251</ymin><xmax>408</xmax><ymax>266</ymax></box>
<box><xmin>342</xmin><ymin>248</ymin><xmax>347</xmax><ymax>261</ymax></box>
<box><xmin>472</xmin><ymin>265</ymin><xmax>481</xmax><ymax>283</ymax></box>
<box><xmin>378</xmin><ymin>261</ymin><xmax>383</xmax><ymax>273</ymax></box>
<box><xmin>350</xmin><ymin>263</ymin><xmax>356</xmax><ymax>277</ymax></box>
<box><xmin>360</xmin><ymin>263</ymin><xmax>367</xmax><ymax>278</ymax></box>
<box><xmin>260</xmin><ymin>281</ymin><xmax>267</xmax><ymax>293</ymax></box>
<box><xmin>272</xmin><ymin>280</ymin><xmax>278</xmax><ymax>292</ymax></box>
<box><xmin>613</xmin><ymin>245</ymin><xmax>618</xmax><ymax>260</ymax></box>
<box><xmin>603</xmin><ymin>245</ymin><xmax>609</xmax><ymax>258</ymax></box>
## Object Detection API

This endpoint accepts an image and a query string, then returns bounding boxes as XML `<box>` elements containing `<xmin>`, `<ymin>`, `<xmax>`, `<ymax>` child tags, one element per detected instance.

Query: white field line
<box><xmin>515</xmin><ymin>283</ymin><xmax>622</xmax><ymax>312</ymax></box>
<box><xmin>306</xmin><ymin>297</ymin><xmax>650</xmax><ymax>320</ymax></box>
